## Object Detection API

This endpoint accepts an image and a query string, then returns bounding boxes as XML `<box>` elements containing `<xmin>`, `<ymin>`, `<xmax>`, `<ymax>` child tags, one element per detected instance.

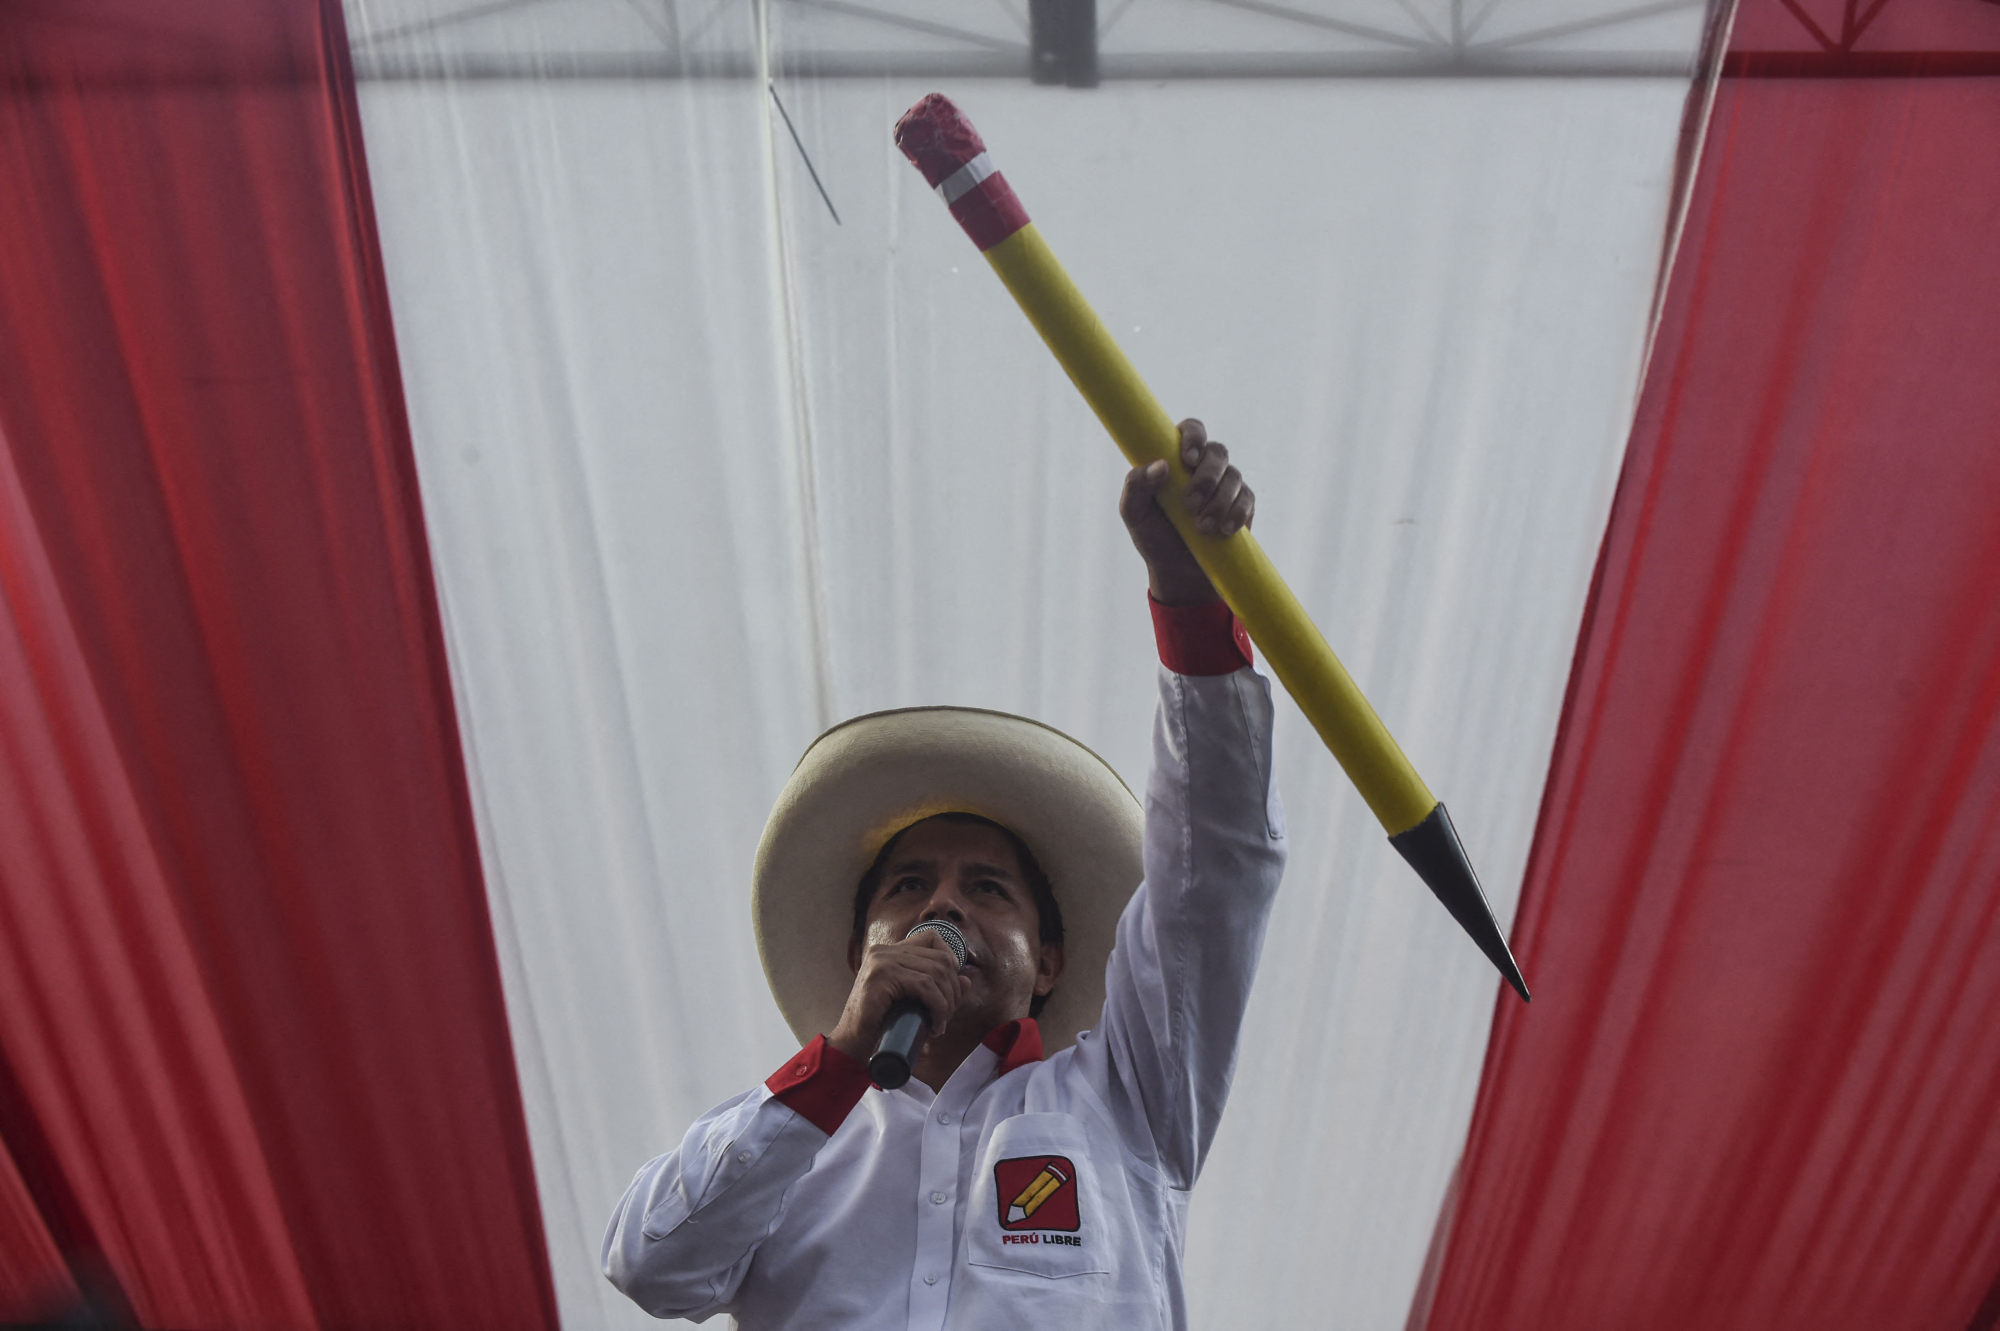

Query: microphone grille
<box><xmin>905</xmin><ymin>919</ymin><xmax>968</xmax><ymax>968</ymax></box>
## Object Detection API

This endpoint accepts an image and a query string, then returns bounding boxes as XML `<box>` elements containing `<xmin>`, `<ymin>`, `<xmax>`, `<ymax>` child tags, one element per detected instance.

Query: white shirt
<box><xmin>604</xmin><ymin>663</ymin><xmax>1287</xmax><ymax>1328</ymax></box>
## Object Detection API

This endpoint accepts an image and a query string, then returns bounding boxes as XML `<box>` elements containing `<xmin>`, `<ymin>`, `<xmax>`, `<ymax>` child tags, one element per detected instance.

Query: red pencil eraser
<box><xmin>893</xmin><ymin>92</ymin><xmax>985</xmax><ymax>187</ymax></box>
<box><xmin>894</xmin><ymin>93</ymin><xmax>1030</xmax><ymax>252</ymax></box>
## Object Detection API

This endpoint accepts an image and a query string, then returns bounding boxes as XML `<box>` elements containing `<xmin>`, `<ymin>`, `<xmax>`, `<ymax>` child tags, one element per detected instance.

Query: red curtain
<box><xmin>1412</xmin><ymin>0</ymin><xmax>2000</xmax><ymax>1327</ymax></box>
<box><xmin>0</xmin><ymin>4</ymin><xmax>558</xmax><ymax>1328</ymax></box>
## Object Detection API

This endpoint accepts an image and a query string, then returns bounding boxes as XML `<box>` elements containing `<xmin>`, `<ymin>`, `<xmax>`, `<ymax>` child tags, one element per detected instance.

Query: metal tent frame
<box><xmin>346</xmin><ymin>0</ymin><xmax>1715</xmax><ymax>79</ymax></box>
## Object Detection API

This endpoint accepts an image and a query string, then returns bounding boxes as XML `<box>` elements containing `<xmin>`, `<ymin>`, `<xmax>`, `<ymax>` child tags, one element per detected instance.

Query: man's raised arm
<box><xmin>1073</xmin><ymin>417</ymin><xmax>1290</xmax><ymax>1188</ymax></box>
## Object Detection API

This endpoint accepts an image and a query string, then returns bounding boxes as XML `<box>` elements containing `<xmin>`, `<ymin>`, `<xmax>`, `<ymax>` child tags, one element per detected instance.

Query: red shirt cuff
<box><xmin>1149</xmin><ymin>594</ymin><xmax>1253</xmax><ymax>675</ymax></box>
<box><xmin>766</xmin><ymin>1035</ymin><xmax>872</xmax><ymax>1136</ymax></box>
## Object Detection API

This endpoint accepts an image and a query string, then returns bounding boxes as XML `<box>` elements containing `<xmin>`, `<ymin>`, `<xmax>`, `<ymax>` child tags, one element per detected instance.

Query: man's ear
<box><xmin>1033</xmin><ymin>940</ymin><xmax>1066</xmax><ymax>997</ymax></box>
<box><xmin>848</xmin><ymin>935</ymin><xmax>864</xmax><ymax>975</ymax></box>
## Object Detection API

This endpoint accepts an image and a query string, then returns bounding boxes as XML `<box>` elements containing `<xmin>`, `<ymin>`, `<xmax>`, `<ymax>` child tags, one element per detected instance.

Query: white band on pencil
<box><xmin>935</xmin><ymin>152</ymin><xmax>996</xmax><ymax>206</ymax></box>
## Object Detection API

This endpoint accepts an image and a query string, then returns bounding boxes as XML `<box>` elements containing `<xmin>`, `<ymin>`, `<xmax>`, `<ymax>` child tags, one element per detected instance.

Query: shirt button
<box><xmin>930</xmin><ymin>1191</ymin><xmax>947</xmax><ymax>1205</ymax></box>
<box><xmin>736</xmin><ymin>1151</ymin><xmax>751</xmax><ymax>1164</ymax></box>
<box><xmin>936</xmin><ymin>1112</ymin><xmax>951</xmax><ymax>1124</ymax></box>
<box><xmin>923</xmin><ymin>1273</ymin><xmax>939</xmax><ymax>1286</ymax></box>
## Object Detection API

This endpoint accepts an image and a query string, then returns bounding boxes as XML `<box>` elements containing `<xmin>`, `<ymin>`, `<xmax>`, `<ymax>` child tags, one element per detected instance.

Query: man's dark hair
<box><xmin>851</xmin><ymin>812</ymin><xmax>1065</xmax><ymax>1019</ymax></box>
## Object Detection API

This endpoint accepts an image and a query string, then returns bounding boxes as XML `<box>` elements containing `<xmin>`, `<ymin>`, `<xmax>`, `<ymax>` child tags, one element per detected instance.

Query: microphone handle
<box><xmin>868</xmin><ymin>998</ymin><xmax>930</xmax><ymax>1089</ymax></box>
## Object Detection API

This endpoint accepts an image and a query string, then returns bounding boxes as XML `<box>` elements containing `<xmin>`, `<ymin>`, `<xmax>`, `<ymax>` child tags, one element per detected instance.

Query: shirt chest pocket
<box><xmin>964</xmin><ymin>1113</ymin><xmax>1116</xmax><ymax>1281</ymax></box>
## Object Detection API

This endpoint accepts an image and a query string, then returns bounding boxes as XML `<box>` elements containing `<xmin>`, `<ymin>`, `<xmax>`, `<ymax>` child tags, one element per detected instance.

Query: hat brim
<box><xmin>752</xmin><ymin>706</ymin><xmax>1142</xmax><ymax>1057</ymax></box>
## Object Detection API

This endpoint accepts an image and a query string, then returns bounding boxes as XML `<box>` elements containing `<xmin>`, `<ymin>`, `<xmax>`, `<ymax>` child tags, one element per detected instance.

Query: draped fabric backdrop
<box><xmin>1413</xmin><ymin>0</ymin><xmax>2000</xmax><ymax>1326</ymax></box>
<box><xmin>8</xmin><ymin>0</ymin><xmax>1995</xmax><ymax>1327</ymax></box>
<box><xmin>353</xmin><ymin>39</ymin><xmax>1690</xmax><ymax>1328</ymax></box>
<box><xmin>0</xmin><ymin>3</ymin><xmax>555</xmax><ymax>1326</ymax></box>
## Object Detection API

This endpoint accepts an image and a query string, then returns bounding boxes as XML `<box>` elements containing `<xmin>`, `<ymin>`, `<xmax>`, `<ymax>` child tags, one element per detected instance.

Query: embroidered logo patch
<box><xmin>994</xmin><ymin>1154</ymin><xmax>1080</xmax><ymax>1233</ymax></box>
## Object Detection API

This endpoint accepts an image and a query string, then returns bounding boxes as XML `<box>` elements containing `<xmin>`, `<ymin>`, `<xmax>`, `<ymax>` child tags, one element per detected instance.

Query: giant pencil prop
<box><xmin>894</xmin><ymin>94</ymin><xmax>1529</xmax><ymax>1002</ymax></box>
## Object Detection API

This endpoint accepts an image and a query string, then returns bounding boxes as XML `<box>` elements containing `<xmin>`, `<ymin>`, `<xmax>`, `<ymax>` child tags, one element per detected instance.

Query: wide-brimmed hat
<box><xmin>752</xmin><ymin>706</ymin><xmax>1143</xmax><ymax>1057</ymax></box>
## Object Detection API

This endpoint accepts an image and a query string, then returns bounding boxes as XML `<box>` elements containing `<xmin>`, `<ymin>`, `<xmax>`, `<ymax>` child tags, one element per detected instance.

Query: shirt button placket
<box><xmin>908</xmin><ymin>1095</ymin><xmax>958</xmax><ymax>1331</ymax></box>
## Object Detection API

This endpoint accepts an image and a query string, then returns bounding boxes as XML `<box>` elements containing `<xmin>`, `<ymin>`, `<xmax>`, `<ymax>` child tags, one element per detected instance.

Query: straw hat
<box><xmin>752</xmin><ymin>706</ymin><xmax>1143</xmax><ymax>1057</ymax></box>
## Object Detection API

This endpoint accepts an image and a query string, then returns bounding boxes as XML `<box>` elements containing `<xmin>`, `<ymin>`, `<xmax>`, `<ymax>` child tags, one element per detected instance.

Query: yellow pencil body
<box><xmin>984</xmin><ymin>224</ymin><xmax>1435</xmax><ymax>837</ymax></box>
<box><xmin>1014</xmin><ymin>1168</ymin><xmax>1062</xmax><ymax>1211</ymax></box>
<box><xmin>893</xmin><ymin>93</ymin><xmax>1528</xmax><ymax>999</ymax></box>
<box><xmin>1008</xmin><ymin>1163</ymin><xmax>1068</xmax><ymax>1222</ymax></box>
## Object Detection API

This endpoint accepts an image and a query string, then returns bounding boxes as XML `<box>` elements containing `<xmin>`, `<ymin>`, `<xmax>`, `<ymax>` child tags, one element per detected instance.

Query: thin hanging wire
<box><xmin>767</xmin><ymin>81</ymin><xmax>842</xmax><ymax>225</ymax></box>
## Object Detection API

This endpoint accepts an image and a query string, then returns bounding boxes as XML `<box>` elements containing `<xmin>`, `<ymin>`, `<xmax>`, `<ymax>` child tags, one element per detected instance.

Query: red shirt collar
<box><xmin>981</xmin><ymin>1018</ymin><xmax>1044</xmax><ymax>1076</ymax></box>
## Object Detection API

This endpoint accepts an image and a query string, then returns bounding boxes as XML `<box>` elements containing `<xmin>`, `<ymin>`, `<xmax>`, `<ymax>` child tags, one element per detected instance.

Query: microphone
<box><xmin>867</xmin><ymin>919</ymin><xmax>968</xmax><ymax>1089</ymax></box>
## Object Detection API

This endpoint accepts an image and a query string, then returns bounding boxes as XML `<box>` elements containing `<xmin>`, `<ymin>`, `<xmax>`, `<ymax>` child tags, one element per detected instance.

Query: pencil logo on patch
<box><xmin>994</xmin><ymin>1155</ymin><xmax>1080</xmax><ymax>1232</ymax></box>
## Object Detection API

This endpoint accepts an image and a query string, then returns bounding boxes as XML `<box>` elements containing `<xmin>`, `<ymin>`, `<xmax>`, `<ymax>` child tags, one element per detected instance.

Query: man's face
<box><xmin>849</xmin><ymin>816</ymin><xmax>1064</xmax><ymax>1035</ymax></box>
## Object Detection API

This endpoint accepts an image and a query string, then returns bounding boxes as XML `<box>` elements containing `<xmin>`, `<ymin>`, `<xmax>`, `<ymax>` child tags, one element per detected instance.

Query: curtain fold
<box><xmin>1412</xmin><ymin>0</ymin><xmax>2000</xmax><ymax>1325</ymax></box>
<box><xmin>0</xmin><ymin>3</ymin><xmax>556</xmax><ymax>1326</ymax></box>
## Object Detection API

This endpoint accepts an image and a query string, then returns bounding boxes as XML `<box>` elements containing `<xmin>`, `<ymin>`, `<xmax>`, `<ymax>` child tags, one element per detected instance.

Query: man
<box><xmin>604</xmin><ymin>420</ymin><xmax>1286</xmax><ymax>1328</ymax></box>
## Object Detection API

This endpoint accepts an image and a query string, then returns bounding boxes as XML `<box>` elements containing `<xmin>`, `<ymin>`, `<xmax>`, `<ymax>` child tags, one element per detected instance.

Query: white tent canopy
<box><xmin>346</xmin><ymin>1</ymin><xmax>1704</xmax><ymax>1322</ymax></box>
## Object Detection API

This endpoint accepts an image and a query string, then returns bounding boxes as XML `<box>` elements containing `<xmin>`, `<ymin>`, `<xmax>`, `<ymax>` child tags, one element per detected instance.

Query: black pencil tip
<box><xmin>1389</xmin><ymin>802</ymin><xmax>1531</xmax><ymax>1003</ymax></box>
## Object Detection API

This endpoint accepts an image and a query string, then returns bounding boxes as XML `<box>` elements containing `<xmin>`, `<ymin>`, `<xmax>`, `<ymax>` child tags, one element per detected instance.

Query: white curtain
<box><xmin>352</xmin><ymin>5</ymin><xmax>1695</xmax><ymax>1320</ymax></box>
